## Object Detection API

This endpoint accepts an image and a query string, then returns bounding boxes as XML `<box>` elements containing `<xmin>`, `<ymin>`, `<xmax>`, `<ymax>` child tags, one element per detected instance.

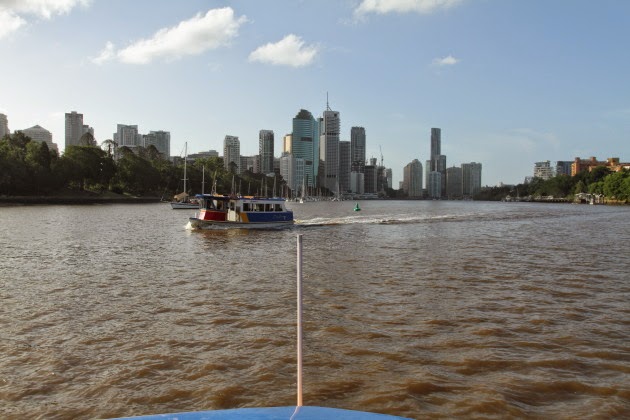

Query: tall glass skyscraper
<box><xmin>291</xmin><ymin>109</ymin><xmax>319</xmax><ymax>188</ymax></box>
<box><xmin>350</xmin><ymin>126</ymin><xmax>366</xmax><ymax>173</ymax></box>
<box><xmin>259</xmin><ymin>130</ymin><xmax>274</xmax><ymax>174</ymax></box>
<box><xmin>319</xmin><ymin>105</ymin><xmax>340</xmax><ymax>194</ymax></box>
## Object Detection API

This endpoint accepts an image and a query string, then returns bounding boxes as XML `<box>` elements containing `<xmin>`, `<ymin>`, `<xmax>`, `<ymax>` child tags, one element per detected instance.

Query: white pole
<box><xmin>296</xmin><ymin>234</ymin><xmax>303</xmax><ymax>407</ymax></box>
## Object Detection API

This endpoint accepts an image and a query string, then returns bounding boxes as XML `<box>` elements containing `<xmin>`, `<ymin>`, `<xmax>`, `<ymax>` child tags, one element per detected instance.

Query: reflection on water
<box><xmin>0</xmin><ymin>201</ymin><xmax>629</xmax><ymax>419</ymax></box>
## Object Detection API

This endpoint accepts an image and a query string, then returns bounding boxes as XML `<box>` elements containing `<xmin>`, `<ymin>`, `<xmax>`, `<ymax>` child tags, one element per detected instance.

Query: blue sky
<box><xmin>1</xmin><ymin>0</ymin><xmax>629</xmax><ymax>187</ymax></box>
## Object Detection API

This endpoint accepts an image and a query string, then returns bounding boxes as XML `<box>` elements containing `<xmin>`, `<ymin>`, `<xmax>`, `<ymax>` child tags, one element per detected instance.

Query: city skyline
<box><xmin>1</xmin><ymin>1</ymin><xmax>629</xmax><ymax>187</ymax></box>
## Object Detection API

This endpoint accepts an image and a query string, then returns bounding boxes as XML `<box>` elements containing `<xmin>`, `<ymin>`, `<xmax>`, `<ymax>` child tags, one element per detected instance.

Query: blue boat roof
<box><xmin>114</xmin><ymin>406</ymin><xmax>409</xmax><ymax>419</ymax></box>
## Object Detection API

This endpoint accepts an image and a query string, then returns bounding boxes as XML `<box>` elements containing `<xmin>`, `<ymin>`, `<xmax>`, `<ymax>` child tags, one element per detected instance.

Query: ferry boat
<box><xmin>188</xmin><ymin>194</ymin><xmax>294</xmax><ymax>229</ymax></box>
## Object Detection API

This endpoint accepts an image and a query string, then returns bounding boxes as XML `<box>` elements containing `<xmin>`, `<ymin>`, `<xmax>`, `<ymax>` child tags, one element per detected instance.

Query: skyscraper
<box><xmin>113</xmin><ymin>124</ymin><xmax>140</xmax><ymax>148</ymax></box>
<box><xmin>462</xmin><ymin>162</ymin><xmax>482</xmax><ymax>197</ymax></box>
<box><xmin>350</xmin><ymin>126</ymin><xmax>366</xmax><ymax>173</ymax></box>
<box><xmin>21</xmin><ymin>125</ymin><xmax>58</xmax><ymax>153</ymax></box>
<box><xmin>339</xmin><ymin>141</ymin><xmax>351</xmax><ymax>194</ymax></box>
<box><xmin>259</xmin><ymin>130</ymin><xmax>274</xmax><ymax>174</ymax></box>
<box><xmin>65</xmin><ymin>111</ymin><xmax>83</xmax><ymax>148</ymax></box>
<box><xmin>403</xmin><ymin>159</ymin><xmax>423</xmax><ymax>198</ymax></box>
<box><xmin>0</xmin><ymin>113</ymin><xmax>9</xmax><ymax>138</ymax></box>
<box><xmin>446</xmin><ymin>166</ymin><xmax>463</xmax><ymax>199</ymax></box>
<box><xmin>223</xmin><ymin>135</ymin><xmax>240</xmax><ymax>174</ymax></box>
<box><xmin>429</xmin><ymin>128</ymin><xmax>446</xmax><ymax>197</ymax></box>
<box><xmin>144</xmin><ymin>130</ymin><xmax>170</xmax><ymax>156</ymax></box>
<box><xmin>319</xmin><ymin>103</ymin><xmax>340</xmax><ymax>194</ymax></box>
<box><xmin>291</xmin><ymin>109</ymin><xmax>319</xmax><ymax>188</ymax></box>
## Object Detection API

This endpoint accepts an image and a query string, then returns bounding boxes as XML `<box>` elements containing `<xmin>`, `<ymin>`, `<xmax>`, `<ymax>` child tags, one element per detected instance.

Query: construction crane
<box><xmin>379</xmin><ymin>145</ymin><xmax>384</xmax><ymax>167</ymax></box>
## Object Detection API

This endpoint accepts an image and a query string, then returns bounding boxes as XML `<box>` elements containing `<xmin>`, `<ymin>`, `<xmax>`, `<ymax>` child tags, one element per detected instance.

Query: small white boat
<box><xmin>189</xmin><ymin>194</ymin><xmax>294</xmax><ymax>229</ymax></box>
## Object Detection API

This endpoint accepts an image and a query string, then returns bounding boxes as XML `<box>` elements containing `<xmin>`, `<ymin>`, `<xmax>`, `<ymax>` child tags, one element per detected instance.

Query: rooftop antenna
<box><xmin>326</xmin><ymin>92</ymin><xmax>331</xmax><ymax>111</ymax></box>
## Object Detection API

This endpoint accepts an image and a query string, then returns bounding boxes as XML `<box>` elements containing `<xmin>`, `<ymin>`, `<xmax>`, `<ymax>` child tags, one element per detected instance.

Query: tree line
<box><xmin>475</xmin><ymin>165</ymin><xmax>630</xmax><ymax>203</ymax></box>
<box><xmin>0</xmin><ymin>132</ymin><xmax>287</xmax><ymax>198</ymax></box>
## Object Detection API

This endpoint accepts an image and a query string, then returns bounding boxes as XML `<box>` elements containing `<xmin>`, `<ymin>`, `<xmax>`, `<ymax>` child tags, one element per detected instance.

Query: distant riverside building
<box><xmin>189</xmin><ymin>150</ymin><xmax>219</xmax><ymax>160</ymax></box>
<box><xmin>21</xmin><ymin>125</ymin><xmax>59</xmax><ymax>153</ymax></box>
<box><xmin>429</xmin><ymin>128</ymin><xmax>447</xmax><ymax>196</ymax></box>
<box><xmin>428</xmin><ymin>171</ymin><xmax>442</xmax><ymax>199</ymax></box>
<box><xmin>65</xmin><ymin>111</ymin><xmax>84</xmax><ymax>148</ymax></box>
<box><xmin>113</xmin><ymin>124</ymin><xmax>141</xmax><ymax>149</ymax></box>
<box><xmin>403</xmin><ymin>159</ymin><xmax>423</xmax><ymax>198</ymax></box>
<box><xmin>339</xmin><ymin>141</ymin><xmax>351</xmax><ymax>194</ymax></box>
<box><xmin>280</xmin><ymin>152</ymin><xmax>305</xmax><ymax>195</ymax></box>
<box><xmin>319</xmin><ymin>104</ymin><xmax>340</xmax><ymax>194</ymax></box>
<box><xmin>259</xmin><ymin>130</ymin><xmax>274</xmax><ymax>174</ymax></box>
<box><xmin>364</xmin><ymin>162</ymin><xmax>377</xmax><ymax>194</ymax></box>
<box><xmin>350</xmin><ymin>126</ymin><xmax>366</xmax><ymax>173</ymax></box>
<box><xmin>145</xmin><ymin>130</ymin><xmax>170</xmax><ymax>156</ymax></box>
<box><xmin>462</xmin><ymin>162</ymin><xmax>482</xmax><ymax>197</ymax></box>
<box><xmin>534</xmin><ymin>161</ymin><xmax>554</xmax><ymax>180</ymax></box>
<box><xmin>571</xmin><ymin>156</ymin><xmax>630</xmax><ymax>175</ymax></box>
<box><xmin>292</xmin><ymin>109</ymin><xmax>319</xmax><ymax>188</ymax></box>
<box><xmin>446</xmin><ymin>166</ymin><xmax>463</xmax><ymax>199</ymax></box>
<box><xmin>223</xmin><ymin>135</ymin><xmax>240</xmax><ymax>174</ymax></box>
<box><xmin>385</xmin><ymin>168</ymin><xmax>392</xmax><ymax>189</ymax></box>
<box><xmin>241</xmin><ymin>155</ymin><xmax>256</xmax><ymax>174</ymax></box>
<box><xmin>350</xmin><ymin>171</ymin><xmax>365</xmax><ymax>194</ymax></box>
<box><xmin>556</xmin><ymin>161</ymin><xmax>573</xmax><ymax>176</ymax></box>
<box><xmin>0</xmin><ymin>113</ymin><xmax>9</xmax><ymax>138</ymax></box>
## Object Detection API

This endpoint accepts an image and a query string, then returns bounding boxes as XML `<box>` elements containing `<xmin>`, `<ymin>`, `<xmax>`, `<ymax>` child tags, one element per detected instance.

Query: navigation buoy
<box><xmin>354</xmin><ymin>203</ymin><xmax>361</xmax><ymax>212</ymax></box>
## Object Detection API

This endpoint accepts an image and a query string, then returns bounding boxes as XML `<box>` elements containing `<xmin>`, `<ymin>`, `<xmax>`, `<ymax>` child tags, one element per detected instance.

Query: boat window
<box><xmin>265</xmin><ymin>204</ymin><xmax>272</xmax><ymax>212</ymax></box>
<box><xmin>255</xmin><ymin>203</ymin><xmax>264</xmax><ymax>212</ymax></box>
<box><xmin>274</xmin><ymin>203</ymin><xmax>282</xmax><ymax>211</ymax></box>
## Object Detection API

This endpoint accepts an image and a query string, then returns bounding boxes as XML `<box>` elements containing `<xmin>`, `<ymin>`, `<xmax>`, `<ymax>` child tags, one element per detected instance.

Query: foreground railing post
<box><xmin>297</xmin><ymin>234</ymin><xmax>303</xmax><ymax>407</ymax></box>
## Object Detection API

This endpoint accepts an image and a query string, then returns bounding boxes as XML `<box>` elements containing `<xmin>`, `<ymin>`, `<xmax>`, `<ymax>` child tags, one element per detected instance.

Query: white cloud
<box><xmin>91</xmin><ymin>41</ymin><xmax>115</xmax><ymax>65</ymax></box>
<box><xmin>432</xmin><ymin>55</ymin><xmax>459</xmax><ymax>66</ymax></box>
<box><xmin>0</xmin><ymin>0</ymin><xmax>89</xmax><ymax>39</ymax></box>
<box><xmin>110</xmin><ymin>7</ymin><xmax>247</xmax><ymax>65</ymax></box>
<box><xmin>354</xmin><ymin>0</ymin><xmax>463</xmax><ymax>16</ymax></box>
<box><xmin>248</xmin><ymin>34</ymin><xmax>318</xmax><ymax>67</ymax></box>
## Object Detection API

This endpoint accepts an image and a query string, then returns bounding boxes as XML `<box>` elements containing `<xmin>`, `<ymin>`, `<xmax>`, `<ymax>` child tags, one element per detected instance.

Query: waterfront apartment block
<box><xmin>403</xmin><ymin>159</ymin><xmax>423</xmax><ymax>198</ymax></box>
<box><xmin>223</xmin><ymin>135</ymin><xmax>240</xmax><ymax>174</ymax></box>
<box><xmin>259</xmin><ymin>130</ymin><xmax>274</xmax><ymax>175</ymax></box>
<box><xmin>21</xmin><ymin>125</ymin><xmax>59</xmax><ymax>153</ymax></box>
<box><xmin>446</xmin><ymin>166</ymin><xmax>463</xmax><ymax>199</ymax></box>
<box><xmin>350</xmin><ymin>126</ymin><xmax>366</xmax><ymax>173</ymax></box>
<box><xmin>534</xmin><ymin>161</ymin><xmax>554</xmax><ymax>180</ymax></box>
<box><xmin>571</xmin><ymin>156</ymin><xmax>630</xmax><ymax>175</ymax></box>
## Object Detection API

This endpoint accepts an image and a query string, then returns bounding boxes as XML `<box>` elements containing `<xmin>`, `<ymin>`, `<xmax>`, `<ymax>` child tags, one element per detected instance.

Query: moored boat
<box><xmin>189</xmin><ymin>194</ymin><xmax>294</xmax><ymax>229</ymax></box>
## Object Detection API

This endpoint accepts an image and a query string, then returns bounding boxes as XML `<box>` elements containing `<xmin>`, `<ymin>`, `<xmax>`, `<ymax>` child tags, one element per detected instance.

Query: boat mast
<box><xmin>183</xmin><ymin>142</ymin><xmax>188</xmax><ymax>195</ymax></box>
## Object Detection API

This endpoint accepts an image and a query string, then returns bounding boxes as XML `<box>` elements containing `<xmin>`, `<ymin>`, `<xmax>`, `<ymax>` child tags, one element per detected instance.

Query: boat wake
<box><xmin>294</xmin><ymin>213</ymin><xmax>444</xmax><ymax>227</ymax></box>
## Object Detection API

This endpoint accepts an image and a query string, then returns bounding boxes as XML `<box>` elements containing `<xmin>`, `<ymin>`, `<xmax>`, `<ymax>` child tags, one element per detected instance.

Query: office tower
<box><xmin>291</xmin><ymin>109</ymin><xmax>319</xmax><ymax>188</ymax></box>
<box><xmin>223</xmin><ymin>135</ymin><xmax>240</xmax><ymax>174</ymax></box>
<box><xmin>350</xmin><ymin>126</ymin><xmax>366</xmax><ymax>173</ymax></box>
<box><xmin>364</xmin><ymin>161</ymin><xmax>377</xmax><ymax>194</ymax></box>
<box><xmin>534</xmin><ymin>161</ymin><xmax>553</xmax><ymax>180</ymax></box>
<box><xmin>462</xmin><ymin>162</ymin><xmax>482</xmax><ymax>197</ymax></box>
<box><xmin>21</xmin><ymin>125</ymin><xmax>58</xmax><ymax>153</ymax></box>
<box><xmin>403</xmin><ymin>159</ymin><xmax>423</xmax><ymax>198</ymax></box>
<box><xmin>428</xmin><ymin>171</ymin><xmax>442</xmax><ymax>198</ymax></box>
<box><xmin>113</xmin><ymin>124</ymin><xmax>140</xmax><ymax>149</ymax></box>
<box><xmin>446</xmin><ymin>166</ymin><xmax>463</xmax><ymax>199</ymax></box>
<box><xmin>430</xmin><ymin>128</ymin><xmax>441</xmax><ymax>170</ymax></box>
<box><xmin>0</xmin><ymin>113</ymin><xmax>9</xmax><ymax>138</ymax></box>
<box><xmin>144</xmin><ymin>130</ymin><xmax>170</xmax><ymax>157</ymax></box>
<box><xmin>319</xmin><ymin>102</ymin><xmax>340</xmax><ymax>194</ymax></box>
<box><xmin>65</xmin><ymin>111</ymin><xmax>84</xmax><ymax>148</ymax></box>
<box><xmin>280</xmin><ymin>152</ymin><xmax>305</xmax><ymax>194</ymax></box>
<box><xmin>339</xmin><ymin>141</ymin><xmax>351</xmax><ymax>194</ymax></box>
<box><xmin>283</xmin><ymin>134</ymin><xmax>292</xmax><ymax>153</ymax></box>
<box><xmin>259</xmin><ymin>130</ymin><xmax>274</xmax><ymax>174</ymax></box>
<box><xmin>385</xmin><ymin>168</ymin><xmax>392</xmax><ymax>189</ymax></box>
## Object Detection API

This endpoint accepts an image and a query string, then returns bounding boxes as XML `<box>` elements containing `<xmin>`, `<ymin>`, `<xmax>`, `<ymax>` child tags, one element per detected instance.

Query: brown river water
<box><xmin>0</xmin><ymin>200</ymin><xmax>628</xmax><ymax>419</ymax></box>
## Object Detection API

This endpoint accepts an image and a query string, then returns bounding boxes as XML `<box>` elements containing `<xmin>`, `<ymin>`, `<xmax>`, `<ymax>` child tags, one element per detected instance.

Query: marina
<box><xmin>0</xmin><ymin>201</ymin><xmax>629</xmax><ymax>419</ymax></box>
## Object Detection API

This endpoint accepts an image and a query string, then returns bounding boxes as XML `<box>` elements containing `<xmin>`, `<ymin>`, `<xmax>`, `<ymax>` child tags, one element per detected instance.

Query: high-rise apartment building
<box><xmin>319</xmin><ymin>105</ymin><xmax>340</xmax><ymax>194</ymax></box>
<box><xmin>259</xmin><ymin>130</ymin><xmax>274</xmax><ymax>174</ymax></box>
<box><xmin>403</xmin><ymin>159</ymin><xmax>423</xmax><ymax>198</ymax></box>
<box><xmin>350</xmin><ymin>126</ymin><xmax>366</xmax><ymax>173</ymax></box>
<box><xmin>223</xmin><ymin>135</ymin><xmax>240</xmax><ymax>174</ymax></box>
<box><xmin>462</xmin><ymin>162</ymin><xmax>482</xmax><ymax>197</ymax></box>
<box><xmin>446</xmin><ymin>166</ymin><xmax>463</xmax><ymax>199</ymax></box>
<box><xmin>291</xmin><ymin>109</ymin><xmax>319</xmax><ymax>188</ymax></box>
<box><xmin>0</xmin><ymin>113</ymin><xmax>9</xmax><ymax>138</ymax></box>
<box><xmin>534</xmin><ymin>161</ymin><xmax>554</xmax><ymax>180</ymax></box>
<box><xmin>65</xmin><ymin>111</ymin><xmax>84</xmax><ymax>148</ymax></box>
<box><xmin>280</xmin><ymin>152</ymin><xmax>305</xmax><ymax>195</ymax></box>
<box><xmin>556</xmin><ymin>161</ymin><xmax>573</xmax><ymax>176</ymax></box>
<box><xmin>428</xmin><ymin>171</ymin><xmax>442</xmax><ymax>198</ymax></box>
<box><xmin>113</xmin><ymin>124</ymin><xmax>140</xmax><ymax>149</ymax></box>
<box><xmin>145</xmin><ymin>130</ymin><xmax>170</xmax><ymax>157</ymax></box>
<box><xmin>429</xmin><ymin>128</ymin><xmax>446</xmax><ymax>196</ymax></box>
